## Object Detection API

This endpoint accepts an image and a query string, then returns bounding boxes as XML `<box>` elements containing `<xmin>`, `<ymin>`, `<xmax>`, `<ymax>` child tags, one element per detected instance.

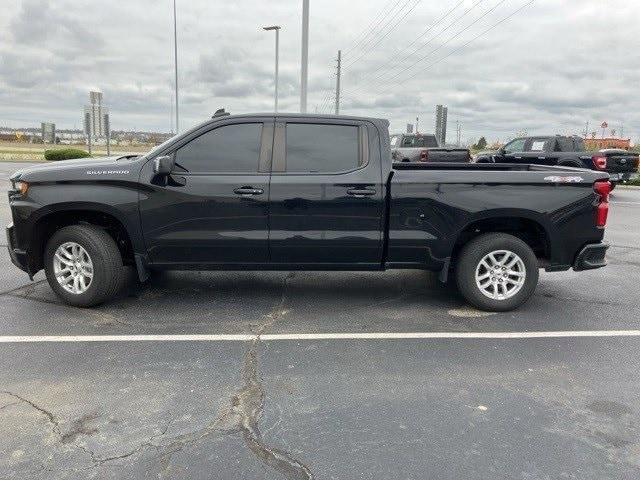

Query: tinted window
<box><xmin>504</xmin><ymin>138</ymin><xmax>526</xmax><ymax>154</ymax></box>
<box><xmin>175</xmin><ymin>123</ymin><xmax>262</xmax><ymax>173</ymax></box>
<box><xmin>557</xmin><ymin>137</ymin><xmax>574</xmax><ymax>152</ymax></box>
<box><xmin>400</xmin><ymin>135</ymin><xmax>438</xmax><ymax>148</ymax></box>
<box><xmin>286</xmin><ymin>123</ymin><xmax>360</xmax><ymax>172</ymax></box>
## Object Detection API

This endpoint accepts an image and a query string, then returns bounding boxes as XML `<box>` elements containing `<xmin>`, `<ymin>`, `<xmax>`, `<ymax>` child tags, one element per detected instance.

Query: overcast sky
<box><xmin>0</xmin><ymin>0</ymin><xmax>638</xmax><ymax>143</ymax></box>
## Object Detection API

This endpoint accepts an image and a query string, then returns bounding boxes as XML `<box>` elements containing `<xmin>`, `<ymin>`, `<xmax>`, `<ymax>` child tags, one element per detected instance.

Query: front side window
<box><xmin>286</xmin><ymin>123</ymin><xmax>360</xmax><ymax>173</ymax></box>
<box><xmin>174</xmin><ymin>123</ymin><xmax>263</xmax><ymax>173</ymax></box>
<box><xmin>504</xmin><ymin>138</ymin><xmax>526</xmax><ymax>154</ymax></box>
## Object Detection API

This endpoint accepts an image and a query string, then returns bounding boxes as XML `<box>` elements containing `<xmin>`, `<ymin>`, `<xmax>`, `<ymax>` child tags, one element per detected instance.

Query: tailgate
<box><xmin>604</xmin><ymin>151</ymin><xmax>639</xmax><ymax>173</ymax></box>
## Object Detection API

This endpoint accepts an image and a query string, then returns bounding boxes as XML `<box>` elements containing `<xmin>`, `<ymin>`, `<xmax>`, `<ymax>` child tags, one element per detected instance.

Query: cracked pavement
<box><xmin>1</xmin><ymin>162</ymin><xmax>640</xmax><ymax>479</ymax></box>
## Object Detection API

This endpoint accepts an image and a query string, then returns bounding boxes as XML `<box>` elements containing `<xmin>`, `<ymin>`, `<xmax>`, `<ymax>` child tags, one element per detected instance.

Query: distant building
<box><xmin>83</xmin><ymin>91</ymin><xmax>109</xmax><ymax>140</ymax></box>
<box><xmin>435</xmin><ymin>105</ymin><xmax>448</xmax><ymax>145</ymax></box>
<box><xmin>584</xmin><ymin>137</ymin><xmax>631</xmax><ymax>150</ymax></box>
<box><xmin>41</xmin><ymin>122</ymin><xmax>56</xmax><ymax>143</ymax></box>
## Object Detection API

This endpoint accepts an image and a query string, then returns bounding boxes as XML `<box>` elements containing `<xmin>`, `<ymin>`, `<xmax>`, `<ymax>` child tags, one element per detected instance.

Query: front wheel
<box><xmin>455</xmin><ymin>233</ymin><xmax>539</xmax><ymax>312</ymax></box>
<box><xmin>44</xmin><ymin>225</ymin><xmax>126</xmax><ymax>307</ymax></box>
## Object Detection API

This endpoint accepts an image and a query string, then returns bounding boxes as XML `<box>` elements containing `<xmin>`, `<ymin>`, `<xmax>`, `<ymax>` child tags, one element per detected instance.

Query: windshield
<box><xmin>143</xmin><ymin>132</ymin><xmax>181</xmax><ymax>159</ymax></box>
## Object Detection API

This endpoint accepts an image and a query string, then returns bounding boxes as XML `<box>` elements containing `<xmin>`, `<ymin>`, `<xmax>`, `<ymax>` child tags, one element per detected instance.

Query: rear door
<box><xmin>268</xmin><ymin>119</ymin><xmax>384</xmax><ymax>266</ymax></box>
<box><xmin>521</xmin><ymin>137</ymin><xmax>555</xmax><ymax>165</ymax></box>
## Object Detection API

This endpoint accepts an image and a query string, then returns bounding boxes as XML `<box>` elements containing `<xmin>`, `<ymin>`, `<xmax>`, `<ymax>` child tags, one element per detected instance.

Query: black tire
<box><xmin>44</xmin><ymin>225</ymin><xmax>125</xmax><ymax>307</ymax></box>
<box><xmin>455</xmin><ymin>233</ymin><xmax>539</xmax><ymax>312</ymax></box>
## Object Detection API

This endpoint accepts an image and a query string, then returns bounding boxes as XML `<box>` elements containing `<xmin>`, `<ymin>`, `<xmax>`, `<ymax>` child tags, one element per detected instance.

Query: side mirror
<box><xmin>153</xmin><ymin>155</ymin><xmax>174</xmax><ymax>175</ymax></box>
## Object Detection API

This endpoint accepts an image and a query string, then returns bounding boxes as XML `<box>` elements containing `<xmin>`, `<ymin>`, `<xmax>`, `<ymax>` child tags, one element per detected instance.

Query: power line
<box><xmin>343</xmin><ymin>0</ymin><xmax>512</xmax><ymax>98</ymax></box>
<box><xmin>348</xmin><ymin>0</ymin><xmax>482</xmax><ymax>91</ymax></box>
<box><xmin>340</xmin><ymin>0</ymin><xmax>535</xmax><ymax>106</ymax></box>
<box><xmin>343</xmin><ymin>0</ymin><xmax>405</xmax><ymax>57</ymax></box>
<box><xmin>342</xmin><ymin>0</ymin><xmax>399</xmax><ymax>56</ymax></box>
<box><xmin>344</xmin><ymin>0</ymin><xmax>422</xmax><ymax>69</ymax></box>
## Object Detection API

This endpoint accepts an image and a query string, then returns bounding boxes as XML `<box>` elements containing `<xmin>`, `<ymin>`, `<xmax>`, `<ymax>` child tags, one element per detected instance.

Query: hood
<box><xmin>10</xmin><ymin>155</ymin><xmax>142</xmax><ymax>183</ymax></box>
<box><xmin>10</xmin><ymin>155</ymin><xmax>139</xmax><ymax>182</ymax></box>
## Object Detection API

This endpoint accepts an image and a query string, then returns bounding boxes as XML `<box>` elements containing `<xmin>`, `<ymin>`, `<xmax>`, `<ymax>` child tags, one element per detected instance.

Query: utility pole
<box><xmin>300</xmin><ymin>0</ymin><xmax>309</xmax><ymax>113</ymax></box>
<box><xmin>263</xmin><ymin>26</ymin><xmax>281</xmax><ymax>112</ymax></box>
<box><xmin>416</xmin><ymin>116</ymin><xmax>419</xmax><ymax>133</ymax></box>
<box><xmin>173</xmin><ymin>0</ymin><xmax>179</xmax><ymax>133</ymax></box>
<box><xmin>584</xmin><ymin>120</ymin><xmax>589</xmax><ymax>138</ymax></box>
<box><xmin>104</xmin><ymin>113</ymin><xmax>111</xmax><ymax>156</ymax></box>
<box><xmin>456</xmin><ymin>120</ymin><xmax>461</xmax><ymax>147</ymax></box>
<box><xmin>335</xmin><ymin>50</ymin><xmax>341</xmax><ymax>115</ymax></box>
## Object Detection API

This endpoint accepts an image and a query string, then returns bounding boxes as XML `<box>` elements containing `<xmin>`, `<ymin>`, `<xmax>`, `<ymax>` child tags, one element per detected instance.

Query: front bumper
<box><xmin>573</xmin><ymin>243</ymin><xmax>608</xmax><ymax>271</ymax></box>
<box><xmin>6</xmin><ymin>223</ymin><xmax>30</xmax><ymax>275</ymax></box>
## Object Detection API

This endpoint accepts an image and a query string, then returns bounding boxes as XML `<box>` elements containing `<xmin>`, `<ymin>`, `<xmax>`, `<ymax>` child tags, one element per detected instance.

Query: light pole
<box><xmin>300</xmin><ymin>0</ymin><xmax>309</xmax><ymax>113</ymax></box>
<box><xmin>173</xmin><ymin>0</ymin><xmax>179</xmax><ymax>133</ymax></box>
<box><xmin>263</xmin><ymin>26</ymin><xmax>281</xmax><ymax>113</ymax></box>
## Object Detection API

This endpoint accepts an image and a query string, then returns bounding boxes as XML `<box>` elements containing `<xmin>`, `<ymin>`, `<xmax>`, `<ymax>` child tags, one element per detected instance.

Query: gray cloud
<box><xmin>0</xmin><ymin>0</ymin><xmax>637</xmax><ymax>143</ymax></box>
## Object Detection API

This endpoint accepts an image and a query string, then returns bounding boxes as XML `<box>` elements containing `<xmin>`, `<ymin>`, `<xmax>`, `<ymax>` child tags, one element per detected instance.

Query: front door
<box><xmin>268</xmin><ymin>119</ymin><xmax>384</xmax><ymax>267</ymax></box>
<box><xmin>139</xmin><ymin>119</ymin><xmax>273</xmax><ymax>266</ymax></box>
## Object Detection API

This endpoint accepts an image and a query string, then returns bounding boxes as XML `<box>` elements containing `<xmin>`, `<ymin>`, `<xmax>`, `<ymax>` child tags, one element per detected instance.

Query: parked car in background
<box><xmin>474</xmin><ymin>135</ymin><xmax>639</xmax><ymax>188</ymax></box>
<box><xmin>390</xmin><ymin>133</ymin><xmax>470</xmax><ymax>163</ymax></box>
<box><xmin>8</xmin><ymin>113</ymin><xmax>610</xmax><ymax>312</ymax></box>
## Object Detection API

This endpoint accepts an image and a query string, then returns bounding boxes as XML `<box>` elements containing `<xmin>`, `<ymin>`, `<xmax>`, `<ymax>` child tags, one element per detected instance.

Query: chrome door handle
<box><xmin>347</xmin><ymin>188</ymin><xmax>376</xmax><ymax>197</ymax></box>
<box><xmin>234</xmin><ymin>187</ymin><xmax>264</xmax><ymax>195</ymax></box>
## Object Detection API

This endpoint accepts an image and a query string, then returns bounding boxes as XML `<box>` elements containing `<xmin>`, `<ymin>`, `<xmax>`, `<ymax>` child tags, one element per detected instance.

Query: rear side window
<box><xmin>556</xmin><ymin>137</ymin><xmax>574</xmax><ymax>152</ymax></box>
<box><xmin>286</xmin><ymin>123</ymin><xmax>360</xmax><ymax>173</ymax></box>
<box><xmin>175</xmin><ymin>123</ymin><xmax>263</xmax><ymax>173</ymax></box>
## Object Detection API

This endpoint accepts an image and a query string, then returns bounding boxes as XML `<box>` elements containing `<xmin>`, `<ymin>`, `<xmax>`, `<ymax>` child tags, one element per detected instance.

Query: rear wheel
<box><xmin>455</xmin><ymin>233</ymin><xmax>539</xmax><ymax>311</ymax></box>
<box><xmin>44</xmin><ymin>225</ymin><xmax>125</xmax><ymax>307</ymax></box>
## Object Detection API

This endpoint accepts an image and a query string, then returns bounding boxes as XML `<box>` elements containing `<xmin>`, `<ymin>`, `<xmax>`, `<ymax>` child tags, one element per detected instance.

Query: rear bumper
<box><xmin>608</xmin><ymin>172</ymin><xmax>638</xmax><ymax>182</ymax></box>
<box><xmin>6</xmin><ymin>223</ymin><xmax>30</xmax><ymax>275</ymax></box>
<box><xmin>573</xmin><ymin>243</ymin><xmax>608</xmax><ymax>271</ymax></box>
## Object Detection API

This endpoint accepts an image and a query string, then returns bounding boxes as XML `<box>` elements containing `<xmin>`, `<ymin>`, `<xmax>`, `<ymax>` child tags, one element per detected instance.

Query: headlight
<box><xmin>12</xmin><ymin>181</ymin><xmax>29</xmax><ymax>195</ymax></box>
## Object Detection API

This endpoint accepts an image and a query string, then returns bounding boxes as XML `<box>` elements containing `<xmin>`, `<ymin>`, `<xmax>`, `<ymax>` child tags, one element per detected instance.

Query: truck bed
<box><xmin>386</xmin><ymin>161</ymin><xmax>608</xmax><ymax>273</ymax></box>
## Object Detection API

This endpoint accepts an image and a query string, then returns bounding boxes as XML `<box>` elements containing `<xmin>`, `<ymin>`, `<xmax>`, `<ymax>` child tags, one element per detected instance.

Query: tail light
<box><xmin>420</xmin><ymin>150</ymin><xmax>429</xmax><ymax>162</ymax></box>
<box><xmin>594</xmin><ymin>180</ymin><xmax>611</xmax><ymax>228</ymax></box>
<box><xmin>592</xmin><ymin>155</ymin><xmax>607</xmax><ymax>170</ymax></box>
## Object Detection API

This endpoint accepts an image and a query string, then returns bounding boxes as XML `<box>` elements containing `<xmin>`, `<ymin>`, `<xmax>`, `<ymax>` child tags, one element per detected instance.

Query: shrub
<box><xmin>44</xmin><ymin>148</ymin><xmax>92</xmax><ymax>161</ymax></box>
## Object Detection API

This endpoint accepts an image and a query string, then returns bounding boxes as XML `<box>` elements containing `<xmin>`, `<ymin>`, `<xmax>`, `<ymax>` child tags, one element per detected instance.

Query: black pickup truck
<box><xmin>390</xmin><ymin>133</ymin><xmax>470</xmax><ymax>163</ymax></box>
<box><xmin>7</xmin><ymin>113</ymin><xmax>611</xmax><ymax>311</ymax></box>
<box><xmin>474</xmin><ymin>135</ymin><xmax>639</xmax><ymax>187</ymax></box>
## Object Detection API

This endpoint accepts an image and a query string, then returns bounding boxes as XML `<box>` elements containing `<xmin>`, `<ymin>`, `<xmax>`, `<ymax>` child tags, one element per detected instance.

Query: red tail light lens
<box><xmin>594</xmin><ymin>180</ymin><xmax>611</xmax><ymax>228</ymax></box>
<box><xmin>420</xmin><ymin>150</ymin><xmax>429</xmax><ymax>162</ymax></box>
<box><xmin>592</xmin><ymin>155</ymin><xmax>607</xmax><ymax>170</ymax></box>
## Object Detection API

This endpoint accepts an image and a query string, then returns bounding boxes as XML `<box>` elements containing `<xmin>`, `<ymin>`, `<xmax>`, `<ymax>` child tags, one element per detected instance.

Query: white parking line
<box><xmin>1</xmin><ymin>330</ymin><xmax>640</xmax><ymax>343</ymax></box>
<box><xmin>611</xmin><ymin>201</ymin><xmax>640</xmax><ymax>206</ymax></box>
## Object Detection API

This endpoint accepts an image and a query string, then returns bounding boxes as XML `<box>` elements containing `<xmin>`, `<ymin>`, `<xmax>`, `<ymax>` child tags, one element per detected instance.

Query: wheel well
<box><xmin>451</xmin><ymin>217</ymin><xmax>550</xmax><ymax>264</ymax></box>
<box><xmin>31</xmin><ymin>210</ymin><xmax>134</xmax><ymax>271</ymax></box>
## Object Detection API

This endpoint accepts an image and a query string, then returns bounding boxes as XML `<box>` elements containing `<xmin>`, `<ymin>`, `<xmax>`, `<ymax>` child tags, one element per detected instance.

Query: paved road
<box><xmin>1</xmin><ymin>161</ymin><xmax>639</xmax><ymax>479</ymax></box>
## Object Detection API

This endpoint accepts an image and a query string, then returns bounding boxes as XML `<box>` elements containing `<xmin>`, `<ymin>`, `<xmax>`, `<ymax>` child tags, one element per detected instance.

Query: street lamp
<box><xmin>263</xmin><ymin>25</ymin><xmax>281</xmax><ymax>113</ymax></box>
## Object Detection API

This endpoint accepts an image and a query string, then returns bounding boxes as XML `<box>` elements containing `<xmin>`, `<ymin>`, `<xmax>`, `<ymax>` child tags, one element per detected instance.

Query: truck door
<box><xmin>500</xmin><ymin>138</ymin><xmax>527</xmax><ymax>163</ymax></box>
<box><xmin>268</xmin><ymin>119</ymin><xmax>384</xmax><ymax>266</ymax></box>
<box><xmin>522</xmin><ymin>137</ymin><xmax>556</xmax><ymax>165</ymax></box>
<box><xmin>138</xmin><ymin>119</ymin><xmax>273</xmax><ymax>266</ymax></box>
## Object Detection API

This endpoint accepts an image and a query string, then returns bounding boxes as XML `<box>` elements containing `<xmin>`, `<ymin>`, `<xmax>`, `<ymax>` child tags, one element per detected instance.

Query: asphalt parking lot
<box><xmin>1</xmin><ymin>161</ymin><xmax>639</xmax><ymax>479</ymax></box>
